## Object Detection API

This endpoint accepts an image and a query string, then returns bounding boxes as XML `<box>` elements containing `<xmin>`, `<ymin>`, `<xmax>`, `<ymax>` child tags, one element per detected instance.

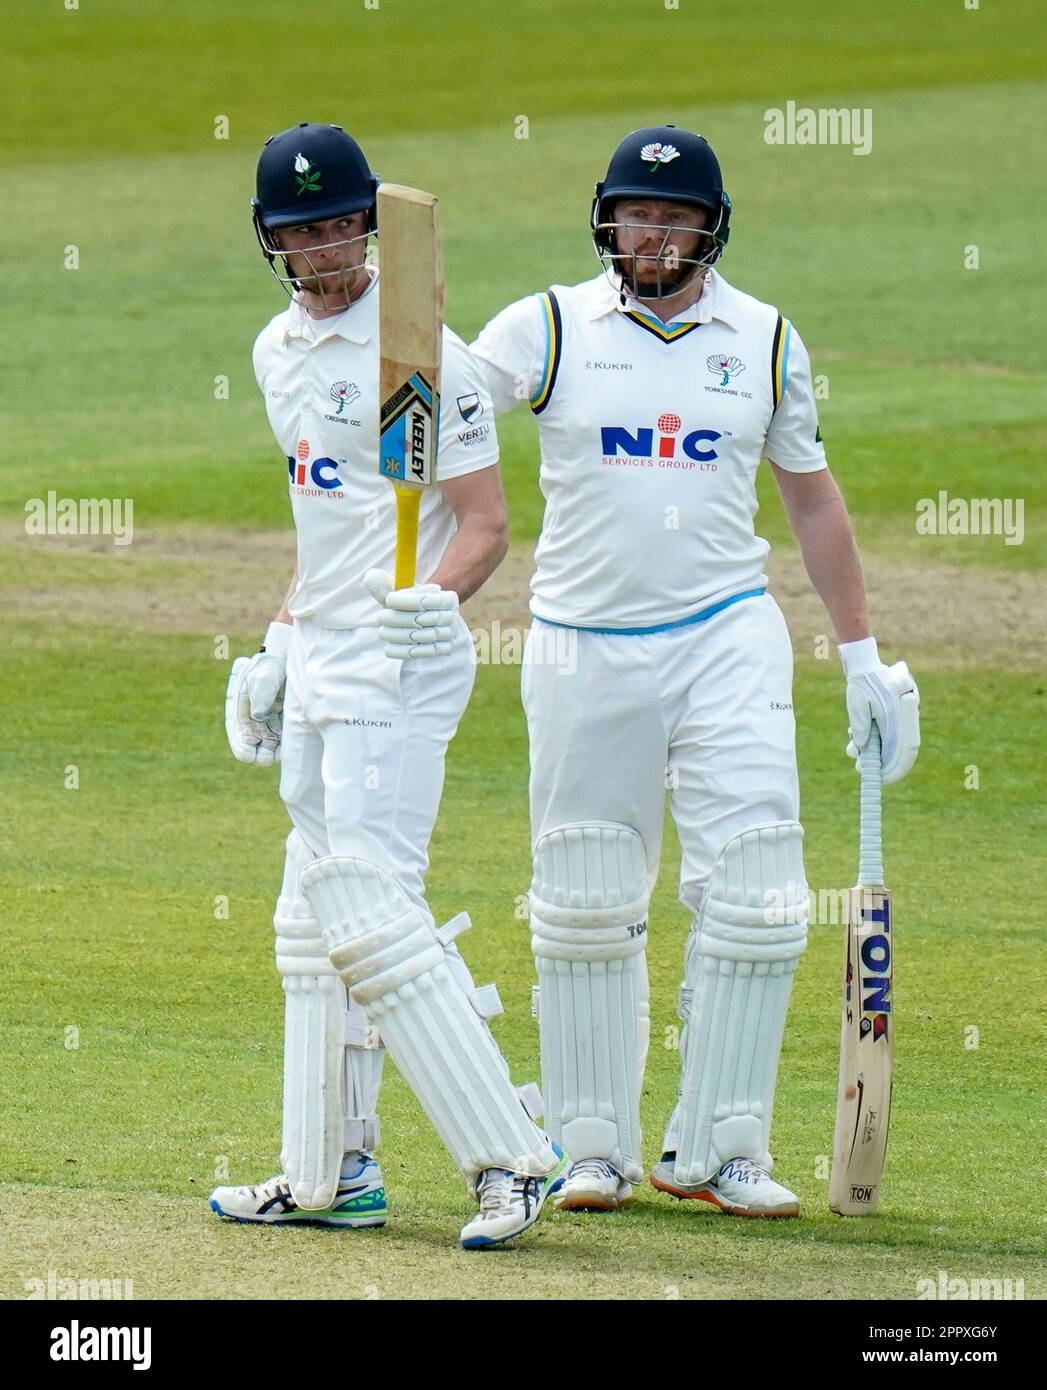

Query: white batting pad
<box><xmin>530</xmin><ymin>823</ymin><xmax>651</xmax><ymax>1183</ymax></box>
<box><xmin>275</xmin><ymin>831</ymin><xmax>383</xmax><ymax>1211</ymax></box>
<box><xmin>301</xmin><ymin>855</ymin><xmax>557</xmax><ymax>1186</ymax></box>
<box><xmin>667</xmin><ymin>822</ymin><xmax>808</xmax><ymax>1185</ymax></box>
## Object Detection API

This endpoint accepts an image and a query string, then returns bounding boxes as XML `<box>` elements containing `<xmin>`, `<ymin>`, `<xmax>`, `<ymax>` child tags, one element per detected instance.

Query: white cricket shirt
<box><xmin>471</xmin><ymin>270</ymin><xmax>827</xmax><ymax>630</ymax></box>
<box><xmin>253</xmin><ymin>273</ymin><xmax>499</xmax><ymax>628</ymax></box>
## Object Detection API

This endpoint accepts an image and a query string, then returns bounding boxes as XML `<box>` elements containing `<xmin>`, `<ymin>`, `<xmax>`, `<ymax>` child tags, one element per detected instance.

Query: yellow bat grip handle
<box><xmin>394</xmin><ymin>486</ymin><xmax>420</xmax><ymax>590</ymax></box>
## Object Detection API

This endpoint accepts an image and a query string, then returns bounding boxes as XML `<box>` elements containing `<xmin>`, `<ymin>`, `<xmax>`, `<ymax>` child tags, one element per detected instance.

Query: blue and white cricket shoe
<box><xmin>209</xmin><ymin>1157</ymin><xmax>387</xmax><ymax>1228</ymax></box>
<box><xmin>460</xmin><ymin>1147</ymin><xmax>569</xmax><ymax>1249</ymax></box>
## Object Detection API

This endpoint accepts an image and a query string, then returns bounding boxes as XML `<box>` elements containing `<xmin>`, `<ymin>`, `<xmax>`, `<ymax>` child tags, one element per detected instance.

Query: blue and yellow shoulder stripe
<box><xmin>771</xmin><ymin>314</ymin><xmax>793</xmax><ymax>411</ymax></box>
<box><xmin>530</xmin><ymin>290</ymin><xmax>563</xmax><ymax>415</ymax></box>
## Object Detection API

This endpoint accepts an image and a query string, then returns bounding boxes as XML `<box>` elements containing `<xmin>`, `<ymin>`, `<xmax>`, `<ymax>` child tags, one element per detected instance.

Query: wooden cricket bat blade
<box><xmin>376</xmin><ymin>184</ymin><xmax>443</xmax><ymax>589</ymax></box>
<box><xmin>829</xmin><ymin>884</ymin><xmax>894</xmax><ymax>1214</ymax></box>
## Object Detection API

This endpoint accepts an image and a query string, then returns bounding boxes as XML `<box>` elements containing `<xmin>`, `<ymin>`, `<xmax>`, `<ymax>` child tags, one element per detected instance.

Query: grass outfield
<box><xmin>2</xmin><ymin>0</ymin><xmax>1045</xmax><ymax>1299</ymax></box>
<box><xmin>3</xmin><ymin>624</ymin><xmax>1045</xmax><ymax>1299</ymax></box>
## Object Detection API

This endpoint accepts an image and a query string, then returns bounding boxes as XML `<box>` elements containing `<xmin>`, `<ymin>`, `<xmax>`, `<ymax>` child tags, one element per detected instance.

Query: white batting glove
<box><xmin>839</xmin><ymin>637</ymin><xmax>921</xmax><ymax>785</ymax></box>
<box><xmin>364</xmin><ymin>569</ymin><xmax>459</xmax><ymax>659</ymax></box>
<box><xmin>224</xmin><ymin>621</ymin><xmax>292</xmax><ymax>766</ymax></box>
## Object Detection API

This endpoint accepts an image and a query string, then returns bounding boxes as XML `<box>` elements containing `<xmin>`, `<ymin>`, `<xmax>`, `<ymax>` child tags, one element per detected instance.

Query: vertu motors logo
<box><xmin>456</xmin><ymin>392</ymin><xmax>483</xmax><ymax>423</ymax></box>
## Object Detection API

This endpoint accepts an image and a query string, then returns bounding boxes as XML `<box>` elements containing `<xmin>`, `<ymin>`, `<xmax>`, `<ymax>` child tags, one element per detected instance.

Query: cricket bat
<box><xmin>377</xmin><ymin>184</ymin><xmax>443</xmax><ymax>590</ymax></box>
<box><xmin>829</xmin><ymin>722</ymin><xmax>894</xmax><ymax>1215</ymax></box>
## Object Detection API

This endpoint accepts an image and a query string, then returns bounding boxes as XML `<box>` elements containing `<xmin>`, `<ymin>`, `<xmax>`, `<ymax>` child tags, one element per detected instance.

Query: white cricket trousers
<box><xmin>521</xmin><ymin>591</ymin><xmax>800</xmax><ymax>913</ymax></box>
<box><xmin>279</xmin><ymin>615</ymin><xmax>476</xmax><ymax>910</ymax></box>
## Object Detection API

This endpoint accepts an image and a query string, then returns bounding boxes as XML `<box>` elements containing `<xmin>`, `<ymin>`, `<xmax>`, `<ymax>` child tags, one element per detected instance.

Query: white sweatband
<box><xmin>838</xmin><ymin>635</ymin><xmax>879</xmax><ymax>675</ymax></box>
<box><xmin>263</xmin><ymin>621</ymin><xmax>293</xmax><ymax>657</ymax></box>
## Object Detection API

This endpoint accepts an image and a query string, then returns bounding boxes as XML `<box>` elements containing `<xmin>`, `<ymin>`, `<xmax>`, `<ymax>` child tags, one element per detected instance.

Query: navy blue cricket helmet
<box><xmin>253</xmin><ymin>123</ymin><xmax>378</xmax><ymax>232</ymax></box>
<box><xmin>252</xmin><ymin>123</ymin><xmax>379</xmax><ymax>300</ymax></box>
<box><xmin>591</xmin><ymin>125</ymin><xmax>731</xmax><ymax>269</ymax></box>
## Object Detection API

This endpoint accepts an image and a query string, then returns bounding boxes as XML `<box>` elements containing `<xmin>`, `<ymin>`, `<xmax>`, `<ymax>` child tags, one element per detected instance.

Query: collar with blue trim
<box><xmin>588</xmin><ymin>268</ymin><xmax>739</xmax><ymax>335</ymax></box>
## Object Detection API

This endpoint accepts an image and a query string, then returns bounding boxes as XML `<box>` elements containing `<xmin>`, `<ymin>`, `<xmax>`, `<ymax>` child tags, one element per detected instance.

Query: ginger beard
<box><xmin>610</xmin><ymin>200</ymin><xmax>711</xmax><ymax>302</ymax></box>
<box><xmin>273</xmin><ymin>213</ymin><xmax>371</xmax><ymax>315</ymax></box>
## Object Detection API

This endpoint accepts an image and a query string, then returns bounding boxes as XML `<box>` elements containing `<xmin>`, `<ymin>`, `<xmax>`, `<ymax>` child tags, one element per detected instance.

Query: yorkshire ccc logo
<box><xmin>707</xmin><ymin>354</ymin><xmax>746</xmax><ymax>387</ymax></box>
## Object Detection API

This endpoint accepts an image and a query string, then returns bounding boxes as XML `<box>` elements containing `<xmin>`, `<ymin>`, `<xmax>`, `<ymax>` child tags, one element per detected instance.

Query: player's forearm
<box><xmin>428</xmin><ymin>512</ymin><xmax>509</xmax><ymax>604</ymax></box>
<box><xmin>275</xmin><ymin>564</ymin><xmax>298</xmax><ymax>625</ymax></box>
<box><xmin>789</xmin><ymin>495</ymin><xmax>870</xmax><ymax>644</ymax></box>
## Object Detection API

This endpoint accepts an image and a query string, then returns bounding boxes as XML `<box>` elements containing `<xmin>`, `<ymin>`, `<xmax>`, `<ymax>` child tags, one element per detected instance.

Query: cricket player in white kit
<box><xmin>472</xmin><ymin>126</ymin><xmax>920</xmax><ymax>1217</ymax></box>
<box><xmin>213</xmin><ymin>123</ymin><xmax>566</xmax><ymax>1248</ymax></box>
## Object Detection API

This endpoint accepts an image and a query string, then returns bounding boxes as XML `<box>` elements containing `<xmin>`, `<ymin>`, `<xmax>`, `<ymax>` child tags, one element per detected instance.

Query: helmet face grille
<box><xmin>592</xmin><ymin>212</ymin><xmax>726</xmax><ymax>302</ymax></box>
<box><xmin>252</xmin><ymin>199</ymin><xmax>376</xmax><ymax>310</ymax></box>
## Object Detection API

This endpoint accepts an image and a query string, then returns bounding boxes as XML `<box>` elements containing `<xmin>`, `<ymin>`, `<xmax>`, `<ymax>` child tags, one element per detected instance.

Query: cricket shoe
<box><xmin>459</xmin><ymin>1146</ymin><xmax>569</xmax><ymax>1249</ymax></box>
<box><xmin>553</xmin><ymin>1157</ymin><xmax>633</xmax><ymax>1211</ymax></box>
<box><xmin>649</xmin><ymin>1154</ymin><xmax>799</xmax><ymax>1218</ymax></box>
<box><xmin>209</xmin><ymin>1158</ymin><xmax>387</xmax><ymax>1228</ymax></box>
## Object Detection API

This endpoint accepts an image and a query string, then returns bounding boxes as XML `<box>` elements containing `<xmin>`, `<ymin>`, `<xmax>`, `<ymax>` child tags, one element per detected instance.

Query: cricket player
<box><xmin>471</xmin><ymin>126</ymin><xmax>920</xmax><ymax>1216</ymax></box>
<box><xmin>213</xmin><ymin>123</ymin><xmax>565</xmax><ymax>1248</ymax></box>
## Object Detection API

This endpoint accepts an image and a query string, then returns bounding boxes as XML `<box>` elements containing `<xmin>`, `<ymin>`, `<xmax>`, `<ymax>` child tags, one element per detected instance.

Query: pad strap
<box><xmin>302</xmin><ymin>855</ymin><xmax>556</xmax><ymax>1186</ymax></box>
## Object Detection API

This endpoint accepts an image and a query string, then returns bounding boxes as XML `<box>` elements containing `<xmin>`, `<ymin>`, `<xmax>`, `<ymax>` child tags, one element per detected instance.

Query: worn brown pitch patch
<box><xmin>3</xmin><ymin>524</ymin><xmax>1042</xmax><ymax>667</ymax></box>
<box><xmin>461</xmin><ymin>545</ymin><xmax>1045</xmax><ymax>670</ymax></box>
